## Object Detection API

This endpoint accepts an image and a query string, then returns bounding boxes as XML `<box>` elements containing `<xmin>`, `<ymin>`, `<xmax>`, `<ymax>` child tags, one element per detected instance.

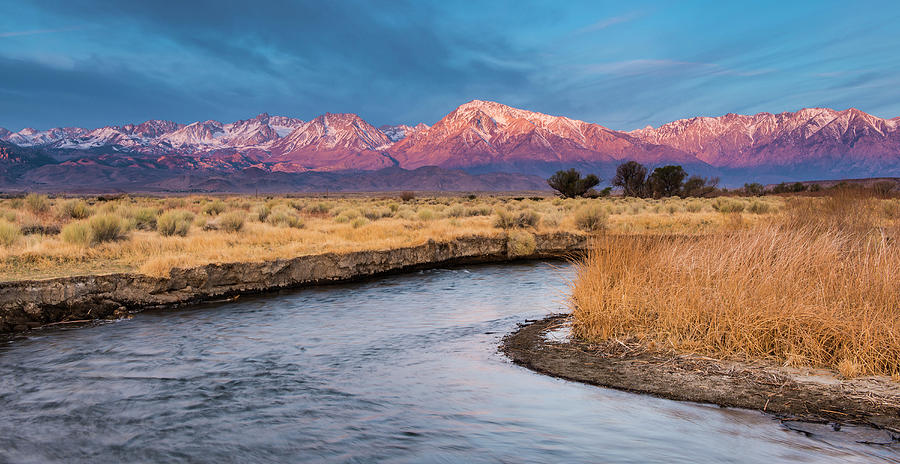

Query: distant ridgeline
<box><xmin>2</xmin><ymin>101</ymin><xmax>899</xmax><ymax>192</ymax></box>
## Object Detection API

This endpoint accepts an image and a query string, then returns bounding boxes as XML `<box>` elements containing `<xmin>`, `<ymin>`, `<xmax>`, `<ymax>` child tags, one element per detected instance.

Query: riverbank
<box><xmin>0</xmin><ymin>232</ymin><xmax>586</xmax><ymax>333</ymax></box>
<box><xmin>502</xmin><ymin>315</ymin><xmax>900</xmax><ymax>436</ymax></box>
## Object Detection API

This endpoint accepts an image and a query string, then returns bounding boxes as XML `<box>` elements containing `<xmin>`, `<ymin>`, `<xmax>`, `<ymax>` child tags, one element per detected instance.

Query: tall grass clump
<box><xmin>60</xmin><ymin>214</ymin><xmax>128</xmax><ymax>245</ymax></box>
<box><xmin>24</xmin><ymin>193</ymin><xmax>49</xmax><ymax>214</ymax></box>
<box><xmin>574</xmin><ymin>204</ymin><xmax>608</xmax><ymax>232</ymax></box>
<box><xmin>267</xmin><ymin>207</ymin><xmax>304</xmax><ymax>228</ymax></box>
<box><xmin>494</xmin><ymin>209</ymin><xmax>540</xmax><ymax>229</ymax></box>
<box><xmin>61</xmin><ymin>221</ymin><xmax>92</xmax><ymax>246</ymax></box>
<box><xmin>571</xmin><ymin>198</ymin><xmax>900</xmax><ymax>377</ymax></box>
<box><xmin>0</xmin><ymin>220</ymin><xmax>21</xmax><ymax>247</ymax></box>
<box><xmin>88</xmin><ymin>214</ymin><xmax>130</xmax><ymax>243</ymax></box>
<box><xmin>201</xmin><ymin>200</ymin><xmax>226</xmax><ymax>216</ymax></box>
<box><xmin>157</xmin><ymin>210</ymin><xmax>194</xmax><ymax>237</ymax></box>
<box><xmin>219</xmin><ymin>211</ymin><xmax>245</xmax><ymax>233</ymax></box>
<box><xmin>712</xmin><ymin>197</ymin><xmax>744</xmax><ymax>213</ymax></box>
<box><xmin>60</xmin><ymin>199</ymin><xmax>91</xmax><ymax>219</ymax></box>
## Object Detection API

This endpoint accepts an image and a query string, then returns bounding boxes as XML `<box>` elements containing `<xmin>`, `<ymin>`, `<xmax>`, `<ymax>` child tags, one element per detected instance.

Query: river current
<box><xmin>1</xmin><ymin>261</ymin><xmax>896</xmax><ymax>463</ymax></box>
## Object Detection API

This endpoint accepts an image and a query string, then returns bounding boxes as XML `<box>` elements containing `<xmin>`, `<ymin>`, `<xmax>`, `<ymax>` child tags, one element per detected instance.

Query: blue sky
<box><xmin>2</xmin><ymin>1</ymin><xmax>899</xmax><ymax>131</ymax></box>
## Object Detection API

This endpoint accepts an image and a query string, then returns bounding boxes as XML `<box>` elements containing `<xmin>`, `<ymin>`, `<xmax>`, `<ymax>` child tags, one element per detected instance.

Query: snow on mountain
<box><xmin>4</xmin><ymin>102</ymin><xmax>900</xmax><ymax>185</ymax></box>
<box><xmin>3</xmin><ymin>127</ymin><xmax>88</xmax><ymax>147</ymax></box>
<box><xmin>379</xmin><ymin>123</ymin><xmax>430</xmax><ymax>142</ymax></box>
<box><xmin>629</xmin><ymin>107</ymin><xmax>900</xmax><ymax>168</ymax></box>
<box><xmin>389</xmin><ymin>99</ymin><xmax>697</xmax><ymax>172</ymax></box>
<box><xmin>268</xmin><ymin>113</ymin><xmax>396</xmax><ymax>171</ymax></box>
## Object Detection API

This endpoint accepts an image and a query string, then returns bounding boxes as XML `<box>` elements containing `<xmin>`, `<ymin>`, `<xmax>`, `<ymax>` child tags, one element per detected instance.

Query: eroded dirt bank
<box><xmin>502</xmin><ymin>315</ymin><xmax>900</xmax><ymax>437</ymax></box>
<box><xmin>0</xmin><ymin>233</ymin><xmax>586</xmax><ymax>333</ymax></box>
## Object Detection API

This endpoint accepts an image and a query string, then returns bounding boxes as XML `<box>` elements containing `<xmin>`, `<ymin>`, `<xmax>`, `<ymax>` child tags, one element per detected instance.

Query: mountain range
<box><xmin>2</xmin><ymin>100</ymin><xmax>899</xmax><ymax>192</ymax></box>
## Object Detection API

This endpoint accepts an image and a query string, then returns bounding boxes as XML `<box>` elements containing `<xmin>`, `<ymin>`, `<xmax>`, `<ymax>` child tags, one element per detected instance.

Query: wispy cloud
<box><xmin>0</xmin><ymin>26</ymin><xmax>87</xmax><ymax>38</ymax></box>
<box><xmin>574</xmin><ymin>11</ymin><xmax>642</xmax><ymax>35</ymax></box>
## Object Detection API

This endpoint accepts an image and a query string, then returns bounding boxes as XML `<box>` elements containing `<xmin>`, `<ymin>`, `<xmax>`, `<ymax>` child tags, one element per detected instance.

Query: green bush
<box><xmin>494</xmin><ymin>209</ymin><xmax>540</xmax><ymax>229</ymax></box>
<box><xmin>350</xmin><ymin>217</ymin><xmax>369</xmax><ymax>228</ymax></box>
<box><xmin>684</xmin><ymin>200</ymin><xmax>704</xmax><ymax>213</ymax></box>
<box><xmin>507</xmin><ymin>230</ymin><xmax>536</xmax><ymax>257</ymax></box>
<box><xmin>201</xmin><ymin>200</ymin><xmax>226</xmax><ymax>216</ymax></box>
<box><xmin>254</xmin><ymin>204</ymin><xmax>271</xmax><ymax>222</ymax></box>
<box><xmin>267</xmin><ymin>207</ymin><xmax>304</xmax><ymax>228</ymax></box>
<box><xmin>574</xmin><ymin>205</ymin><xmax>608</xmax><ymax>232</ymax></box>
<box><xmin>307</xmin><ymin>202</ymin><xmax>332</xmax><ymax>214</ymax></box>
<box><xmin>219</xmin><ymin>211</ymin><xmax>245</xmax><ymax>233</ymax></box>
<box><xmin>362</xmin><ymin>207</ymin><xmax>393</xmax><ymax>220</ymax></box>
<box><xmin>61</xmin><ymin>221</ymin><xmax>92</xmax><ymax>246</ymax></box>
<box><xmin>88</xmin><ymin>214</ymin><xmax>129</xmax><ymax>243</ymax></box>
<box><xmin>748</xmin><ymin>200</ymin><xmax>773</xmax><ymax>214</ymax></box>
<box><xmin>712</xmin><ymin>198</ymin><xmax>745</xmax><ymax>213</ymax></box>
<box><xmin>417</xmin><ymin>209</ymin><xmax>436</xmax><ymax>221</ymax></box>
<box><xmin>132</xmin><ymin>207</ymin><xmax>159</xmax><ymax>230</ymax></box>
<box><xmin>446</xmin><ymin>204</ymin><xmax>466</xmax><ymax>217</ymax></box>
<box><xmin>60</xmin><ymin>199</ymin><xmax>91</xmax><ymax>219</ymax></box>
<box><xmin>0</xmin><ymin>220</ymin><xmax>21</xmax><ymax>247</ymax></box>
<box><xmin>157</xmin><ymin>210</ymin><xmax>194</xmax><ymax>237</ymax></box>
<box><xmin>24</xmin><ymin>193</ymin><xmax>49</xmax><ymax>214</ymax></box>
<box><xmin>465</xmin><ymin>206</ymin><xmax>493</xmax><ymax>217</ymax></box>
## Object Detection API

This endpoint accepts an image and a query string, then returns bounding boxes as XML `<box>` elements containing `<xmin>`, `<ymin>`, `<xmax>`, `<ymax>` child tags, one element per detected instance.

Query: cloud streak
<box><xmin>0</xmin><ymin>26</ymin><xmax>87</xmax><ymax>38</ymax></box>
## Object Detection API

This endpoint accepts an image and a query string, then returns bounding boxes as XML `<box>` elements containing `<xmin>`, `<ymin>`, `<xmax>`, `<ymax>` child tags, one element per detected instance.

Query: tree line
<box><xmin>547</xmin><ymin>161</ymin><xmax>719</xmax><ymax>198</ymax></box>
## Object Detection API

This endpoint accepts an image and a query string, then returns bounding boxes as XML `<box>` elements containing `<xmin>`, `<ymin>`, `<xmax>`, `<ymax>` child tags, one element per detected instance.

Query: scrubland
<box><xmin>572</xmin><ymin>191</ymin><xmax>900</xmax><ymax>378</ymax></box>
<box><xmin>0</xmin><ymin>193</ymin><xmax>779</xmax><ymax>281</ymax></box>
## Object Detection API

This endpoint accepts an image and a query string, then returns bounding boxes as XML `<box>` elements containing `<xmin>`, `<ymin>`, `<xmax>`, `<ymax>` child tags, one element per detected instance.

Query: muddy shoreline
<box><xmin>0</xmin><ymin>232</ymin><xmax>586</xmax><ymax>333</ymax></box>
<box><xmin>502</xmin><ymin>315</ymin><xmax>900</xmax><ymax>437</ymax></box>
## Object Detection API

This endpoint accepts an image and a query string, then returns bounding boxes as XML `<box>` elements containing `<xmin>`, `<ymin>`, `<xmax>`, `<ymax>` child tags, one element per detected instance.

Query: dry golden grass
<box><xmin>572</xmin><ymin>192</ymin><xmax>900</xmax><ymax>377</ymax></box>
<box><xmin>0</xmin><ymin>194</ymin><xmax>778</xmax><ymax>281</ymax></box>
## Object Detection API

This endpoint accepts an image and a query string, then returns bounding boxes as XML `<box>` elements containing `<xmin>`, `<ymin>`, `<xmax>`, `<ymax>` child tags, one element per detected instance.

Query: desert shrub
<box><xmin>446</xmin><ymin>204</ymin><xmax>466</xmax><ymax>218</ymax></box>
<box><xmin>157</xmin><ymin>210</ymin><xmax>194</xmax><ymax>237</ymax></box>
<box><xmin>219</xmin><ymin>212</ymin><xmax>245</xmax><ymax>233</ymax></box>
<box><xmin>507</xmin><ymin>230</ymin><xmax>536</xmax><ymax>257</ymax></box>
<box><xmin>712</xmin><ymin>198</ymin><xmax>745</xmax><ymax>213</ymax></box>
<box><xmin>61</xmin><ymin>221</ymin><xmax>92</xmax><ymax>246</ymax></box>
<box><xmin>465</xmin><ymin>206</ymin><xmax>493</xmax><ymax>217</ymax></box>
<box><xmin>684</xmin><ymin>200</ymin><xmax>704</xmax><ymax>213</ymax></box>
<box><xmin>201</xmin><ymin>200</ymin><xmax>226</xmax><ymax>216</ymax></box>
<box><xmin>574</xmin><ymin>205</ymin><xmax>608</xmax><ymax>232</ymax></box>
<box><xmin>254</xmin><ymin>204</ymin><xmax>271</xmax><ymax>222</ymax></box>
<box><xmin>0</xmin><ymin>220</ymin><xmax>21</xmax><ymax>247</ymax></box>
<box><xmin>747</xmin><ymin>200</ymin><xmax>773</xmax><ymax>214</ymax></box>
<box><xmin>164</xmin><ymin>197</ymin><xmax>188</xmax><ymax>209</ymax></box>
<box><xmin>60</xmin><ymin>199</ymin><xmax>91</xmax><ymax>219</ymax></box>
<box><xmin>89</xmin><ymin>214</ymin><xmax>129</xmax><ymax>243</ymax></box>
<box><xmin>132</xmin><ymin>207</ymin><xmax>159</xmax><ymax>230</ymax></box>
<box><xmin>350</xmin><ymin>217</ymin><xmax>369</xmax><ymax>228</ymax></box>
<box><xmin>494</xmin><ymin>209</ymin><xmax>540</xmax><ymax>229</ymax></box>
<box><xmin>24</xmin><ymin>193</ymin><xmax>49</xmax><ymax>214</ymax></box>
<box><xmin>307</xmin><ymin>202</ymin><xmax>332</xmax><ymax>215</ymax></box>
<box><xmin>267</xmin><ymin>207</ymin><xmax>304</xmax><ymax>228</ymax></box>
<box><xmin>417</xmin><ymin>209</ymin><xmax>436</xmax><ymax>221</ymax></box>
<box><xmin>362</xmin><ymin>207</ymin><xmax>392</xmax><ymax>220</ymax></box>
<box><xmin>399</xmin><ymin>191</ymin><xmax>415</xmax><ymax>202</ymax></box>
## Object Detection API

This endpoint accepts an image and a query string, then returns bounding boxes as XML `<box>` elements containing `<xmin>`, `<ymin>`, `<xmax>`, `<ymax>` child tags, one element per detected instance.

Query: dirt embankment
<box><xmin>503</xmin><ymin>315</ymin><xmax>900</xmax><ymax>435</ymax></box>
<box><xmin>0</xmin><ymin>233</ymin><xmax>586</xmax><ymax>333</ymax></box>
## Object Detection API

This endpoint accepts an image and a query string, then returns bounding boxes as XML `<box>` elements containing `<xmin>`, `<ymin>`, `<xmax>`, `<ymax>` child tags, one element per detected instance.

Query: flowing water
<box><xmin>1</xmin><ymin>261</ymin><xmax>897</xmax><ymax>463</ymax></box>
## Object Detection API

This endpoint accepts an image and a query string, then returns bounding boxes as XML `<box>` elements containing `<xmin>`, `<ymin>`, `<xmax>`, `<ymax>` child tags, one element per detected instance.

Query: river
<box><xmin>1</xmin><ymin>261</ymin><xmax>897</xmax><ymax>463</ymax></box>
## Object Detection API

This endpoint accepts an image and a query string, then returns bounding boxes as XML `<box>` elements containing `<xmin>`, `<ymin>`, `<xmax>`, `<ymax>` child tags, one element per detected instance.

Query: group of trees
<box><xmin>611</xmin><ymin>161</ymin><xmax>720</xmax><ymax>198</ymax></box>
<box><xmin>546</xmin><ymin>162</ymin><xmax>719</xmax><ymax>199</ymax></box>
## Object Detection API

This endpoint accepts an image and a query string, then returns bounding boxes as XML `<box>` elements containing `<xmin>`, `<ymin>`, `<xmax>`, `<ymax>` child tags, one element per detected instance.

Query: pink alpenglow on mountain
<box><xmin>1</xmin><ymin>100</ymin><xmax>899</xmax><ymax>191</ymax></box>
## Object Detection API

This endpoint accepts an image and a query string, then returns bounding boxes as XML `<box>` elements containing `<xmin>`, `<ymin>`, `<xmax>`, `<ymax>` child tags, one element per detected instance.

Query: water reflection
<box><xmin>1</xmin><ymin>262</ymin><xmax>896</xmax><ymax>463</ymax></box>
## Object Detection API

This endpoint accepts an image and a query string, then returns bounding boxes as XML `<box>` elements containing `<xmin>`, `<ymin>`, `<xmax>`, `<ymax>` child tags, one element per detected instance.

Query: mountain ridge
<box><xmin>2</xmin><ymin>100</ymin><xmax>899</xmax><ymax>191</ymax></box>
